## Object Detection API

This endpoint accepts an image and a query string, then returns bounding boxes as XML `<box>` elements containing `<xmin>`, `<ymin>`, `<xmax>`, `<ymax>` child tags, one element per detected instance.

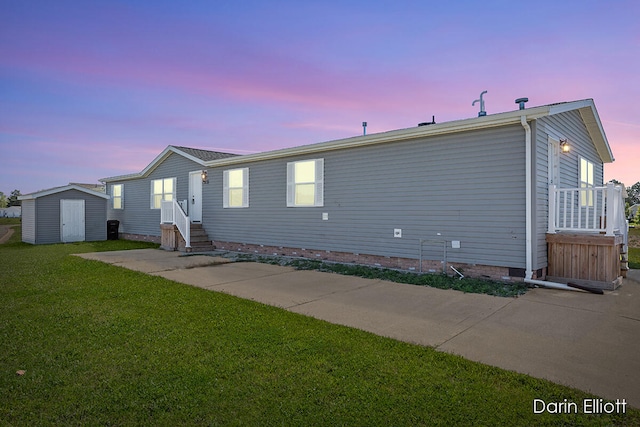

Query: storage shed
<box><xmin>18</xmin><ymin>184</ymin><xmax>110</xmax><ymax>244</ymax></box>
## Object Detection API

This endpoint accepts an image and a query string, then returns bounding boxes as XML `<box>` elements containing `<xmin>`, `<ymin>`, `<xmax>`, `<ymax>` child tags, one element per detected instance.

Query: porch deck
<box><xmin>546</xmin><ymin>183</ymin><xmax>628</xmax><ymax>290</ymax></box>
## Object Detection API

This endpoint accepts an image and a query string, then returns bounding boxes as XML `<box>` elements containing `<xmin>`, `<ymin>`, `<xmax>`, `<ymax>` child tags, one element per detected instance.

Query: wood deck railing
<box><xmin>548</xmin><ymin>182</ymin><xmax>628</xmax><ymax>243</ymax></box>
<box><xmin>160</xmin><ymin>199</ymin><xmax>190</xmax><ymax>249</ymax></box>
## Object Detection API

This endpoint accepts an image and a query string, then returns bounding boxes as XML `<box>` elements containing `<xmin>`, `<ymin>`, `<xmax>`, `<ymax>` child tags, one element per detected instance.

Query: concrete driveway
<box><xmin>76</xmin><ymin>249</ymin><xmax>640</xmax><ymax>408</ymax></box>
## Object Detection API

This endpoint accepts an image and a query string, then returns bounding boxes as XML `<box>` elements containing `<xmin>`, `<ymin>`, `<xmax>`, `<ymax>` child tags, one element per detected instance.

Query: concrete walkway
<box><xmin>0</xmin><ymin>224</ymin><xmax>17</xmax><ymax>244</ymax></box>
<box><xmin>76</xmin><ymin>249</ymin><xmax>640</xmax><ymax>408</ymax></box>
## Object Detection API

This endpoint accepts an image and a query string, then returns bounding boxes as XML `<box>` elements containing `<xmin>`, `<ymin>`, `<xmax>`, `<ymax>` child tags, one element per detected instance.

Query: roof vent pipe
<box><xmin>515</xmin><ymin>97</ymin><xmax>529</xmax><ymax>110</ymax></box>
<box><xmin>362</xmin><ymin>121</ymin><xmax>367</xmax><ymax>136</ymax></box>
<box><xmin>472</xmin><ymin>90</ymin><xmax>488</xmax><ymax>117</ymax></box>
<box><xmin>418</xmin><ymin>116</ymin><xmax>436</xmax><ymax>126</ymax></box>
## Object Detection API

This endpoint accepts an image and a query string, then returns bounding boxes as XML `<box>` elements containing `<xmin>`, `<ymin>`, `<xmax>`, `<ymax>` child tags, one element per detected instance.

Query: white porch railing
<box><xmin>160</xmin><ymin>199</ymin><xmax>190</xmax><ymax>249</ymax></box>
<box><xmin>548</xmin><ymin>183</ymin><xmax>628</xmax><ymax>242</ymax></box>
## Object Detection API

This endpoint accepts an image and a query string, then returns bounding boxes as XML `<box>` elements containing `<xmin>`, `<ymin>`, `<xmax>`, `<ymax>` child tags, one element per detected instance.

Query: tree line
<box><xmin>0</xmin><ymin>190</ymin><xmax>22</xmax><ymax>208</ymax></box>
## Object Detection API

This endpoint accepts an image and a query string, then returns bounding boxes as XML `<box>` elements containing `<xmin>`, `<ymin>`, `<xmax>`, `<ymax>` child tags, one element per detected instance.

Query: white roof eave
<box><xmin>204</xmin><ymin>106</ymin><xmax>551</xmax><ymax>168</ymax></box>
<box><xmin>18</xmin><ymin>184</ymin><xmax>110</xmax><ymax>200</ymax></box>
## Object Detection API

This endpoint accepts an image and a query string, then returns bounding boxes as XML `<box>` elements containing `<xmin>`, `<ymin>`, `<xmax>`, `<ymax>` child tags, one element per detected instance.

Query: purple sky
<box><xmin>1</xmin><ymin>0</ymin><xmax>638</xmax><ymax>194</ymax></box>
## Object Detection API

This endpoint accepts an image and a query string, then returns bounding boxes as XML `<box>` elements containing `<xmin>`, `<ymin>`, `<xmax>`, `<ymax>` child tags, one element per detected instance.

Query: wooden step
<box><xmin>186</xmin><ymin>223</ymin><xmax>214</xmax><ymax>252</ymax></box>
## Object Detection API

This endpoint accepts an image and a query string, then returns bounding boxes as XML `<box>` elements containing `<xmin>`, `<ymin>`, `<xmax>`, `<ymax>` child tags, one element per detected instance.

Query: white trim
<box><xmin>189</xmin><ymin>171</ymin><xmax>203</xmax><ymax>222</ymax></box>
<box><xmin>111</xmin><ymin>183</ymin><xmax>124</xmax><ymax>209</ymax></box>
<box><xmin>579</xmin><ymin>157</ymin><xmax>595</xmax><ymax>207</ymax></box>
<box><xmin>223</xmin><ymin>168</ymin><xmax>249</xmax><ymax>208</ymax></box>
<box><xmin>60</xmin><ymin>199</ymin><xmax>85</xmax><ymax>243</ymax></box>
<box><xmin>150</xmin><ymin>177</ymin><xmax>176</xmax><ymax>209</ymax></box>
<box><xmin>100</xmin><ymin>99</ymin><xmax>613</xmax><ymax>184</ymax></box>
<box><xmin>18</xmin><ymin>184</ymin><xmax>109</xmax><ymax>200</ymax></box>
<box><xmin>287</xmin><ymin>159</ymin><xmax>324</xmax><ymax>207</ymax></box>
<box><xmin>101</xmin><ymin>146</ymin><xmax>207</xmax><ymax>182</ymax></box>
<box><xmin>547</xmin><ymin>136</ymin><xmax>560</xmax><ymax>186</ymax></box>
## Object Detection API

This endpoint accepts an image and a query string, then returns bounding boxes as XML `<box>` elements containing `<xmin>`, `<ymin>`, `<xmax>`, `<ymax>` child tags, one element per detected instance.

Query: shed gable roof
<box><xmin>18</xmin><ymin>184</ymin><xmax>111</xmax><ymax>200</ymax></box>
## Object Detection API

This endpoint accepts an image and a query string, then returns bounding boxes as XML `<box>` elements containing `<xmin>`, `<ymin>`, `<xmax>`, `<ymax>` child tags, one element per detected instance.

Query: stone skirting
<box><xmin>213</xmin><ymin>240</ymin><xmax>533</xmax><ymax>282</ymax></box>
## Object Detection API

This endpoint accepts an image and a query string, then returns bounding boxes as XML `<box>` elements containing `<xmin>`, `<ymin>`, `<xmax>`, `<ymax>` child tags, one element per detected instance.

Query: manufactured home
<box><xmin>101</xmin><ymin>99</ymin><xmax>628</xmax><ymax>290</ymax></box>
<box><xmin>19</xmin><ymin>184</ymin><xmax>109</xmax><ymax>244</ymax></box>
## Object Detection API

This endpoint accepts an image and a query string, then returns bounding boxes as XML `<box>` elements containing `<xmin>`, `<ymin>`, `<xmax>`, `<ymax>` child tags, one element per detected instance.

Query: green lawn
<box><xmin>1</xmin><ymin>229</ymin><xmax>639</xmax><ymax>425</ymax></box>
<box><xmin>629</xmin><ymin>227</ymin><xmax>640</xmax><ymax>269</ymax></box>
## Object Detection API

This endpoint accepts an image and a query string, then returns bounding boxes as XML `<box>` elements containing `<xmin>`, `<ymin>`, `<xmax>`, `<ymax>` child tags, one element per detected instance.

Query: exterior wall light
<box><xmin>560</xmin><ymin>139</ymin><xmax>570</xmax><ymax>153</ymax></box>
<box><xmin>201</xmin><ymin>170</ymin><xmax>209</xmax><ymax>184</ymax></box>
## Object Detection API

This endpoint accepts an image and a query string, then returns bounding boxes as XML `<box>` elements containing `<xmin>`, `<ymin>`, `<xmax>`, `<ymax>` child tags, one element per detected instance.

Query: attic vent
<box><xmin>418</xmin><ymin>116</ymin><xmax>436</xmax><ymax>126</ymax></box>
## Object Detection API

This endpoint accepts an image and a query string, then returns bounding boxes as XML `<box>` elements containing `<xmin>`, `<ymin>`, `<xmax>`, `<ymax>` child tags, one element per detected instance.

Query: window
<box><xmin>287</xmin><ymin>159</ymin><xmax>324</xmax><ymax>207</ymax></box>
<box><xmin>150</xmin><ymin>177</ymin><xmax>176</xmax><ymax>209</ymax></box>
<box><xmin>223</xmin><ymin>168</ymin><xmax>249</xmax><ymax>208</ymax></box>
<box><xmin>112</xmin><ymin>184</ymin><xmax>123</xmax><ymax>209</ymax></box>
<box><xmin>579</xmin><ymin>158</ymin><xmax>594</xmax><ymax>207</ymax></box>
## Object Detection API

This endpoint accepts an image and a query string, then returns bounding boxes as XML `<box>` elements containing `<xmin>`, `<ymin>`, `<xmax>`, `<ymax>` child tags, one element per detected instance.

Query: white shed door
<box><xmin>61</xmin><ymin>199</ymin><xmax>85</xmax><ymax>242</ymax></box>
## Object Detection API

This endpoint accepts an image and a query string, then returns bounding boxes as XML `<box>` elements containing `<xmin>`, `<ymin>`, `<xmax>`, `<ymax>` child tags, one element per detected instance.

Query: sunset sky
<box><xmin>1</xmin><ymin>0</ymin><xmax>638</xmax><ymax>194</ymax></box>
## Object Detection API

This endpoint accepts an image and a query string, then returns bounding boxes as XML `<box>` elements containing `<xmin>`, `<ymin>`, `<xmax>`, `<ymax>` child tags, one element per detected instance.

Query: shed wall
<box><xmin>33</xmin><ymin>189</ymin><xmax>107</xmax><ymax>244</ymax></box>
<box><xmin>21</xmin><ymin>199</ymin><xmax>36</xmax><ymax>244</ymax></box>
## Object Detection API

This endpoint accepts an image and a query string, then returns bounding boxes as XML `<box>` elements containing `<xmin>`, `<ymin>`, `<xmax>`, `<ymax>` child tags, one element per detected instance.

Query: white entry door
<box><xmin>60</xmin><ymin>199</ymin><xmax>85</xmax><ymax>242</ymax></box>
<box><xmin>189</xmin><ymin>171</ymin><xmax>203</xmax><ymax>223</ymax></box>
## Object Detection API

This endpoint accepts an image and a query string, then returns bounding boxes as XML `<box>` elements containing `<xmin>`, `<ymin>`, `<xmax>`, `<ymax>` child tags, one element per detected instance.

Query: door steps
<box><xmin>186</xmin><ymin>223</ymin><xmax>215</xmax><ymax>253</ymax></box>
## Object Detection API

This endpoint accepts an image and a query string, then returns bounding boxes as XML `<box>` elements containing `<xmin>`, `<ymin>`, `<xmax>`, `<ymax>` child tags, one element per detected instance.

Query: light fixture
<box><xmin>560</xmin><ymin>139</ymin><xmax>570</xmax><ymax>154</ymax></box>
<box><xmin>201</xmin><ymin>170</ymin><xmax>209</xmax><ymax>184</ymax></box>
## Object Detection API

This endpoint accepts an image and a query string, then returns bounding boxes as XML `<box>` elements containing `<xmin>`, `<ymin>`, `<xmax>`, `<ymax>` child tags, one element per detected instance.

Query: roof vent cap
<box><xmin>515</xmin><ymin>97</ymin><xmax>529</xmax><ymax>110</ymax></box>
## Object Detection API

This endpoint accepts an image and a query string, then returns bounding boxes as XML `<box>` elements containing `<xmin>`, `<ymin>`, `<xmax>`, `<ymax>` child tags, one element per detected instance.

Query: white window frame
<box><xmin>223</xmin><ymin>168</ymin><xmax>249</xmax><ymax>208</ymax></box>
<box><xmin>286</xmin><ymin>159</ymin><xmax>324</xmax><ymax>207</ymax></box>
<box><xmin>579</xmin><ymin>157</ymin><xmax>594</xmax><ymax>207</ymax></box>
<box><xmin>150</xmin><ymin>177</ymin><xmax>176</xmax><ymax>209</ymax></box>
<box><xmin>112</xmin><ymin>184</ymin><xmax>124</xmax><ymax>210</ymax></box>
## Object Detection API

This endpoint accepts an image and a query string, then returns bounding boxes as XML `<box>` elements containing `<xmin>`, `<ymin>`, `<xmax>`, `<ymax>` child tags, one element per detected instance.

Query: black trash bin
<box><xmin>107</xmin><ymin>220</ymin><xmax>119</xmax><ymax>240</ymax></box>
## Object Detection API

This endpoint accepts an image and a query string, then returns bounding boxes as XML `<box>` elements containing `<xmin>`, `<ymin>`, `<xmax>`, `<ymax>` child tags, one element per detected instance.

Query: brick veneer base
<box><xmin>213</xmin><ymin>240</ymin><xmax>542</xmax><ymax>282</ymax></box>
<box><xmin>119</xmin><ymin>233</ymin><xmax>161</xmax><ymax>244</ymax></box>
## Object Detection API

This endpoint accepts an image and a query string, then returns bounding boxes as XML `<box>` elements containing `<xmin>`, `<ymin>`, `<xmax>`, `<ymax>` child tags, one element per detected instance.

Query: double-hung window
<box><xmin>579</xmin><ymin>158</ymin><xmax>594</xmax><ymax>207</ymax></box>
<box><xmin>150</xmin><ymin>177</ymin><xmax>176</xmax><ymax>209</ymax></box>
<box><xmin>287</xmin><ymin>159</ymin><xmax>324</xmax><ymax>207</ymax></box>
<box><xmin>112</xmin><ymin>184</ymin><xmax>124</xmax><ymax>209</ymax></box>
<box><xmin>223</xmin><ymin>168</ymin><xmax>249</xmax><ymax>208</ymax></box>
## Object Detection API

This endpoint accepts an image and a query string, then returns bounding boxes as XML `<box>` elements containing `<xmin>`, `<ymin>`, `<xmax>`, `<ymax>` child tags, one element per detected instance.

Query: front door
<box><xmin>189</xmin><ymin>171</ymin><xmax>203</xmax><ymax>223</ymax></box>
<box><xmin>60</xmin><ymin>199</ymin><xmax>85</xmax><ymax>242</ymax></box>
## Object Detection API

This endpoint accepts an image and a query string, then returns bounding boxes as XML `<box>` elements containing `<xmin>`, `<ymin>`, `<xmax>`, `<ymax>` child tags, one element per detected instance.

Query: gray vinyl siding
<box><xmin>21</xmin><ymin>199</ymin><xmax>36</xmax><ymax>244</ymax></box>
<box><xmin>106</xmin><ymin>153</ymin><xmax>204</xmax><ymax>236</ymax></box>
<box><xmin>533</xmin><ymin>110</ymin><xmax>605</xmax><ymax>269</ymax></box>
<box><xmin>203</xmin><ymin>124</ymin><xmax>528</xmax><ymax>268</ymax></box>
<box><xmin>22</xmin><ymin>189</ymin><xmax>107</xmax><ymax>244</ymax></box>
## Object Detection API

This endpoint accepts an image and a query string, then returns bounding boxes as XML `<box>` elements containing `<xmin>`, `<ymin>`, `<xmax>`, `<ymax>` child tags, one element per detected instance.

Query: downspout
<box><xmin>520</xmin><ymin>115</ymin><xmax>582</xmax><ymax>292</ymax></box>
<box><xmin>521</xmin><ymin>115</ymin><xmax>533</xmax><ymax>280</ymax></box>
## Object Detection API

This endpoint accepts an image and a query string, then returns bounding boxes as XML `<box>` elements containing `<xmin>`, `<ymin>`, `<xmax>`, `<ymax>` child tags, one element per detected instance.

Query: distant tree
<box><xmin>628</xmin><ymin>181</ymin><xmax>640</xmax><ymax>206</ymax></box>
<box><xmin>8</xmin><ymin>189</ymin><xmax>21</xmax><ymax>207</ymax></box>
<box><xmin>0</xmin><ymin>192</ymin><xmax>7</xmax><ymax>208</ymax></box>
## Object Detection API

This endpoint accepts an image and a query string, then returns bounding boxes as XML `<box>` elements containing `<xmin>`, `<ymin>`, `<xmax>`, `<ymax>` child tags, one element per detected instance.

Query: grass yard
<box><xmin>629</xmin><ymin>227</ymin><xmax>640</xmax><ymax>269</ymax></box>
<box><xmin>1</xmin><ymin>229</ymin><xmax>639</xmax><ymax>425</ymax></box>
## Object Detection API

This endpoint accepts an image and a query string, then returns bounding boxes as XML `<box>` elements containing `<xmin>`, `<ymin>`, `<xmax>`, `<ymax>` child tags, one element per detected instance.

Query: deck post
<box><xmin>605</xmin><ymin>182</ymin><xmax>615</xmax><ymax>236</ymax></box>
